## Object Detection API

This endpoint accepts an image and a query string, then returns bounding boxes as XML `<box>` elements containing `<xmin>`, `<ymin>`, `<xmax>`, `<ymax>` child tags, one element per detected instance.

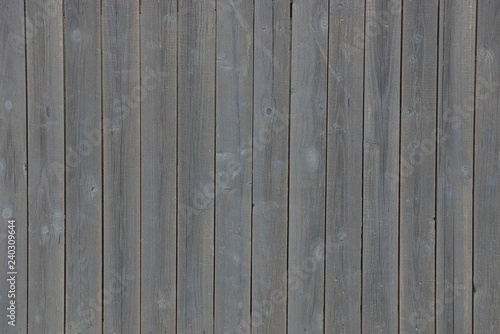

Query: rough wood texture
<box><xmin>252</xmin><ymin>0</ymin><xmax>290</xmax><ymax>333</ymax></box>
<box><xmin>399</xmin><ymin>0</ymin><xmax>438</xmax><ymax>333</ymax></box>
<box><xmin>215</xmin><ymin>0</ymin><xmax>253</xmax><ymax>333</ymax></box>
<box><xmin>0</xmin><ymin>1</ymin><xmax>28</xmax><ymax>333</ymax></box>
<box><xmin>140</xmin><ymin>1</ymin><xmax>178</xmax><ymax>333</ymax></box>
<box><xmin>474</xmin><ymin>0</ymin><xmax>500</xmax><ymax>332</ymax></box>
<box><xmin>436</xmin><ymin>0</ymin><xmax>475</xmax><ymax>332</ymax></box>
<box><xmin>26</xmin><ymin>0</ymin><xmax>65</xmax><ymax>332</ymax></box>
<box><xmin>64</xmin><ymin>1</ymin><xmax>102</xmax><ymax>333</ymax></box>
<box><xmin>102</xmin><ymin>0</ymin><xmax>141</xmax><ymax>332</ymax></box>
<box><xmin>362</xmin><ymin>0</ymin><xmax>401</xmax><ymax>332</ymax></box>
<box><xmin>325</xmin><ymin>0</ymin><xmax>364</xmax><ymax>332</ymax></box>
<box><xmin>177</xmin><ymin>0</ymin><xmax>216</xmax><ymax>333</ymax></box>
<box><xmin>288</xmin><ymin>0</ymin><xmax>328</xmax><ymax>332</ymax></box>
<box><xmin>4</xmin><ymin>1</ymin><xmax>500</xmax><ymax>333</ymax></box>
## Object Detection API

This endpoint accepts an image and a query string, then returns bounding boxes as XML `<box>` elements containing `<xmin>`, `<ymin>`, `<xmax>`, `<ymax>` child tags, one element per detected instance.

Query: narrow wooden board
<box><xmin>325</xmin><ymin>0</ymin><xmax>364</xmax><ymax>332</ymax></box>
<box><xmin>64</xmin><ymin>1</ymin><xmax>102</xmax><ymax>333</ymax></box>
<box><xmin>399</xmin><ymin>0</ymin><xmax>438</xmax><ymax>333</ymax></box>
<box><xmin>26</xmin><ymin>0</ymin><xmax>65</xmax><ymax>332</ymax></box>
<box><xmin>140</xmin><ymin>0</ymin><xmax>177</xmax><ymax>333</ymax></box>
<box><xmin>288</xmin><ymin>0</ymin><xmax>328</xmax><ymax>332</ymax></box>
<box><xmin>177</xmin><ymin>0</ymin><xmax>216</xmax><ymax>332</ymax></box>
<box><xmin>0</xmin><ymin>1</ymin><xmax>28</xmax><ymax>332</ymax></box>
<box><xmin>362</xmin><ymin>0</ymin><xmax>402</xmax><ymax>332</ymax></box>
<box><xmin>252</xmin><ymin>0</ymin><xmax>290</xmax><ymax>333</ymax></box>
<box><xmin>214</xmin><ymin>0</ymin><xmax>253</xmax><ymax>333</ymax></box>
<box><xmin>436</xmin><ymin>0</ymin><xmax>475</xmax><ymax>332</ymax></box>
<box><xmin>102</xmin><ymin>0</ymin><xmax>141</xmax><ymax>332</ymax></box>
<box><xmin>474</xmin><ymin>0</ymin><xmax>500</xmax><ymax>332</ymax></box>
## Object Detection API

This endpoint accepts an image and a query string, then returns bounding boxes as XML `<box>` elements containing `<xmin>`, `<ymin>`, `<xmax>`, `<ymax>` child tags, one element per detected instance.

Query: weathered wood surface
<box><xmin>436</xmin><ymin>0</ymin><xmax>476</xmax><ymax>332</ymax></box>
<box><xmin>140</xmin><ymin>1</ymin><xmax>177</xmax><ymax>333</ymax></box>
<box><xmin>399</xmin><ymin>0</ymin><xmax>438</xmax><ymax>333</ymax></box>
<box><xmin>102</xmin><ymin>0</ymin><xmax>141</xmax><ymax>332</ymax></box>
<box><xmin>288</xmin><ymin>0</ymin><xmax>328</xmax><ymax>333</ymax></box>
<box><xmin>26</xmin><ymin>0</ymin><xmax>65</xmax><ymax>333</ymax></box>
<box><xmin>252</xmin><ymin>0</ymin><xmax>290</xmax><ymax>333</ymax></box>
<box><xmin>474</xmin><ymin>0</ymin><xmax>500</xmax><ymax>332</ymax></box>
<box><xmin>0</xmin><ymin>1</ymin><xmax>28</xmax><ymax>333</ymax></box>
<box><xmin>177</xmin><ymin>0</ymin><xmax>216</xmax><ymax>333</ymax></box>
<box><xmin>64</xmin><ymin>1</ymin><xmax>102</xmax><ymax>333</ymax></box>
<box><xmin>325</xmin><ymin>0</ymin><xmax>364</xmax><ymax>332</ymax></box>
<box><xmin>3</xmin><ymin>0</ymin><xmax>500</xmax><ymax>333</ymax></box>
<box><xmin>362</xmin><ymin>0</ymin><xmax>401</xmax><ymax>332</ymax></box>
<box><xmin>215</xmin><ymin>0</ymin><xmax>253</xmax><ymax>333</ymax></box>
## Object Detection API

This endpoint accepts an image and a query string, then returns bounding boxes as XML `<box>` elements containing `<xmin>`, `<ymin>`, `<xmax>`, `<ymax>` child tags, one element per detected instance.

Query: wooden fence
<box><xmin>0</xmin><ymin>0</ymin><xmax>499</xmax><ymax>333</ymax></box>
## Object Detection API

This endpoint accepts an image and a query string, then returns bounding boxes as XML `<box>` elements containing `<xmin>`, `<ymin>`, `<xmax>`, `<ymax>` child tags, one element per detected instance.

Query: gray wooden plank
<box><xmin>288</xmin><ymin>0</ymin><xmax>328</xmax><ymax>332</ymax></box>
<box><xmin>26</xmin><ymin>0</ymin><xmax>65</xmax><ymax>332</ymax></box>
<box><xmin>177</xmin><ymin>0</ymin><xmax>216</xmax><ymax>332</ymax></box>
<box><xmin>325</xmin><ymin>0</ymin><xmax>364</xmax><ymax>332</ymax></box>
<box><xmin>0</xmin><ymin>1</ymin><xmax>28</xmax><ymax>332</ymax></box>
<box><xmin>64</xmin><ymin>1</ymin><xmax>102</xmax><ymax>333</ymax></box>
<box><xmin>140</xmin><ymin>0</ymin><xmax>177</xmax><ymax>333</ymax></box>
<box><xmin>214</xmin><ymin>0</ymin><xmax>253</xmax><ymax>333</ymax></box>
<box><xmin>399</xmin><ymin>0</ymin><xmax>438</xmax><ymax>333</ymax></box>
<box><xmin>474</xmin><ymin>1</ymin><xmax>500</xmax><ymax>332</ymax></box>
<box><xmin>251</xmin><ymin>0</ymin><xmax>290</xmax><ymax>333</ymax></box>
<box><xmin>436</xmin><ymin>0</ymin><xmax>475</xmax><ymax>332</ymax></box>
<box><xmin>362</xmin><ymin>0</ymin><xmax>401</xmax><ymax>332</ymax></box>
<box><xmin>102</xmin><ymin>0</ymin><xmax>141</xmax><ymax>332</ymax></box>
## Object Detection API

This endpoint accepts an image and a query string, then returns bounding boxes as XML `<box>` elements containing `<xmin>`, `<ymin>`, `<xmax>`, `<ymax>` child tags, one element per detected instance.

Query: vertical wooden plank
<box><xmin>64</xmin><ymin>1</ymin><xmax>102</xmax><ymax>333</ymax></box>
<box><xmin>362</xmin><ymin>0</ymin><xmax>401</xmax><ymax>332</ymax></box>
<box><xmin>252</xmin><ymin>0</ymin><xmax>290</xmax><ymax>333</ymax></box>
<box><xmin>325</xmin><ymin>0</ymin><xmax>364</xmax><ymax>332</ymax></box>
<box><xmin>214</xmin><ymin>0</ymin><xmax>253</xmax><ymax>333</ymax></box>
<box><xmin>288</xmin><ymin>0</ymin><xmax>328</xmax><ymax>332</ymax></box>
<box><xmin>140</xmin><ymin>0</ymin><xmax>177</xmax><ymax>333</ymax></box>
<box><xmin>26</xmin><ymin>0</ymin><xmax>65</xmax><ymax>332</ymax></box>
<box><xmin>474</xmin><ymin>1</ymin><xmax>500</xmax><ymax>332</ymax></box>
<box><xmin>102</xmin><ymin>0</ymin><xmax>140</xmax><ymax>332</ymax></box>
<box><xmin>177</xmin><ymin>0</ymin><xmax>215</xmax><ymax>332</ymax></box>
<box><xmin>0</xmin><ymin>1</ymin><xmax>28</xmax><ymax>332</ymax></box>
<box><xmin>436</xmin><ymin>0</ymin><xmax>475</xmax><ymax>332</ymax></box>
<box><xmin>399</xmin><ymin>0</ymin><xmax>438</xmax><ymax>333</ymax></box>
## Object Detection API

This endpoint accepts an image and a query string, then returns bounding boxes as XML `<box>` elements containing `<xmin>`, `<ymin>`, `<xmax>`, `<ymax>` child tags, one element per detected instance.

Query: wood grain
<box><xmin>177</xmin><ymin>0</ymin><xmax>216</xmax><ymax>332</ymax></box>
<box><xmin>288</xmin><ymin>0</ymin><xmax>328</xmax><ymax>332</ymax></box>
<box><xmin>474</xmin><ymin>0</ymin><xmax>500</xmax><ymax>332</ymax></box>
<box><xmin>252</xmin><ymin>0</ymin><xmax>290</xmax><ymax>333</ymax></box>
<box><xmin>436</xmin><ymin>0</ymin><xmax>475</xmax><ymax>332</ymax></box>
<box><xmin>26</xmin><ymin>0</ymin><xmax>65</xmax><ymax>332</ymax></box>
<box><xmin>399</xmin><ymin>0</ymin><xmax>438</xmax><ymax>333</ymax></box>
<box><xmin>215</xmin><ymin>0</ymin><xmax>253</xmax><ymax>333</ymax></box>
<box><xmin>362</xmin><ymin>0</ymin><xmax>401</xmax><ymax>332</ymax></box>
<box><xmin>325</xmin><ymin>0</ymin><xmax>364</xmax><ymax>332</ymax></box>
<box><xmin>102</xmin><ymin>0</ymin><xmax>141</xmax><ymax>332</ymax></box>
<box><xmin>0</xmin><ymin>1</ymin><xmax>28</xmax><ymax>333</ymax></box>
<box><xmin>140</xmin><ymin>1</ymin><xmax>178</xmax><ymax>333</ymax></box>
<box><xmin>64</xmin><ymin>1</ymin><xmax>102</xmax><ymax>332</ymax></box>
<box><xmin>1</xmin><ymin>2</ymin><xmax>498</xmax><ymax>332</ymax></box>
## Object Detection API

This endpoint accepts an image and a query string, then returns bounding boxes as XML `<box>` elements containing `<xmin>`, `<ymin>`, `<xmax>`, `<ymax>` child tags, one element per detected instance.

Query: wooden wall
<box><xmin>0</xmin><ymin>0</ymin><xmax>499</xmax><ymax>333</ymax></box>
